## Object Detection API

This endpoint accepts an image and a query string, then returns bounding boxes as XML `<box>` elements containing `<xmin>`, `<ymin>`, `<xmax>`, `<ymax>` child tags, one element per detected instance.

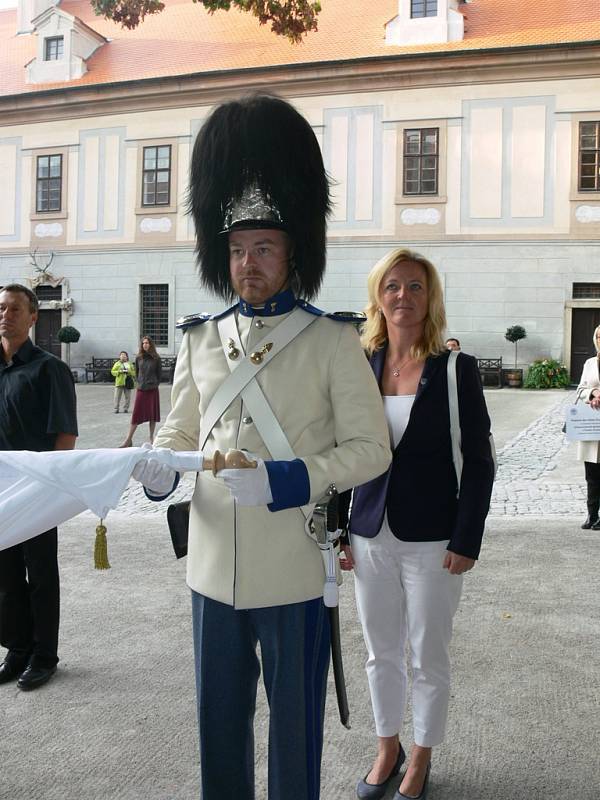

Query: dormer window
<box><xmin>411</xmin><ymin>0</ymin><xmax>438</xmax><ymax>18</ymax></box>
<box><xmin>44</xmin><ymin>36</ymin><xmax>64</xmax><ymax>61</ymax></box>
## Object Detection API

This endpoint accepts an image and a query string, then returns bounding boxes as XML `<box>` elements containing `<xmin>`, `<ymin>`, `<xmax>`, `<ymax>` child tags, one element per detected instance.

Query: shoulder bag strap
<box><xmin>447</xmin><ymin>350</ymin><xmax>463</xmax><ymax>497</ymax></box>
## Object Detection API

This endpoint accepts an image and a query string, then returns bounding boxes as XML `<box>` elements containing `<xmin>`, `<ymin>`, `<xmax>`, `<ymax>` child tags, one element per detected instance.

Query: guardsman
<box><xmin>133</xmin><ymin>94</ymin><xmax>391</xmax><ymax>800</ymax></box>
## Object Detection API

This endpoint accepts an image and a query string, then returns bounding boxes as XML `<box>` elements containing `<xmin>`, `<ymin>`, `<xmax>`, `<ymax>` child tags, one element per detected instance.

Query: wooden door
<box><xmin>571</xmin><ymin>308</ymin><xmax>600</xmax><ymax>384</ymax></box>
<box><xmin>35</xmin><ymin>309</ymin><xmax>62</xmax><ymax>358</ymax></box>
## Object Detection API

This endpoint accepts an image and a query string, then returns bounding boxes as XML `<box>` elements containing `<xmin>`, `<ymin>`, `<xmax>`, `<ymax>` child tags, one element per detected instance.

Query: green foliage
<box><xmin>524</xmin><ymin>358</ymin><xmax>570</xmax><ymax>389</ymax></box>
<box><xmin>91</xmin><ymin>0</ymin><xmax>321</xmax><ymax>41</ymax></box>
<box><xmin>505</xmin><ymin>324</ymin><xmax>527</xmax><ymax>367</ymax></box>
<box><xmin>57</xmin><ymin>326</ymin><xmax>81</xmax><ymax>343</ymax></box>
<box><xmin>505</xmin><ymin>325</ymin><xmax>527</xmax><ymax>344</ymax></box>
<box><xmin>91</xmin><ymin>0</ymin><xmax>165</xmax><ymax>29</ymax></box>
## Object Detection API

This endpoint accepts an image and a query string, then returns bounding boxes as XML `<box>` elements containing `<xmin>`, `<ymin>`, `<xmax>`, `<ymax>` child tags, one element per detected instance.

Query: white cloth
<box><xmin>382</xmin><ymin>395</ymin><xmax>415</xmax><ymax>448</ymax></box>
<box><xmin>576</xmin><ymin>356</ymin><xmax>600</xmax><ymax>463</ymax></box>
<box><xmin>219</xmin><ymin>458</ymin><xmax>273</xmax><ymax>506</ymax></box>
<box><xmin>352</xmin><ymin>520</ymin><xmax>463</xmax><ymax>746</ymax></box>
<box><xmin>0</xmin><ymin>447</ymin><xmax>203</xmax><ymax>551</ymax></box>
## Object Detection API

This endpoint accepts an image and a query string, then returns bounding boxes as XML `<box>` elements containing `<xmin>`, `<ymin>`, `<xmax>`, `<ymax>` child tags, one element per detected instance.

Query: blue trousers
<box><xmin>191</xmin><ymin>592</ymin><xmax>330</xmax><ymax>800</ymax></box>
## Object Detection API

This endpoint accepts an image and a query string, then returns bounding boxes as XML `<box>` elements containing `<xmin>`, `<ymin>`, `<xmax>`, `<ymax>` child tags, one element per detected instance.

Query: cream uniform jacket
<box><xmin>576</xmin><ymin>355</ymin><xmax>600</xmax><ymax>463</ymax></box>
<box><xmin>154</xmin><ymin>303</ymin><xmax>391</xmax><ymax>610</ymax></box>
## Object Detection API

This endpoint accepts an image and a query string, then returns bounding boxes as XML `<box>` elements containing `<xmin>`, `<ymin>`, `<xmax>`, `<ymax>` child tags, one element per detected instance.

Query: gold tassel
<box><xmin>94</xmin><ymin>520</ymin><xmax>111</xmax><ymax>570</ymax></box>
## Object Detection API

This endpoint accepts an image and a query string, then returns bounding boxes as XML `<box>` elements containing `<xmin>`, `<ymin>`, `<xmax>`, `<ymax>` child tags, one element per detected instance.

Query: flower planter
<box><xmin>505</xmin><ymin>368</ymin><xmax>523</xmax><ymax>388</ymax></box>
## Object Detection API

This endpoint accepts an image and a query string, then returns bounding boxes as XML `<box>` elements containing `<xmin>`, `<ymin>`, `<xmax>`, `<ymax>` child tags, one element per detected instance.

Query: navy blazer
<box><xmin>343</xmin><ymin>347</ymin><xmax>494</xmax><ymax>560</ymax></box>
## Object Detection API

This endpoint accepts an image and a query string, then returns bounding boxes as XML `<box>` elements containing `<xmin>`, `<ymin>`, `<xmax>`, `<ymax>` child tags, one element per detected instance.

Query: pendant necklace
<box><xmin>389</xmin><ymin>357</ymin><xmax>412</xmax><ymax>378</ymax></box>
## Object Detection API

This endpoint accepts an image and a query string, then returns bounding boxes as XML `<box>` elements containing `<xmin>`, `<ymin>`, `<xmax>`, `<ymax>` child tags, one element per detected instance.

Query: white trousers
<box><xmin>352</xmin><ymin>520</ymin><xmax>463</xmax><ymax>746</ymax></box>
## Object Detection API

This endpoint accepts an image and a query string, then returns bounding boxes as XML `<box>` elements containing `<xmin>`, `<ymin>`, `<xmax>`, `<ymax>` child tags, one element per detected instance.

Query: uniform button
<box><xmin>242</xmin><ymin>416</ymin><xmax>253</xmax><ymax>424</ymax></box>
<box><xmin>255</xmin><ymin>319</ymin><xmax>264</xmax><ymax>329</ymax></box>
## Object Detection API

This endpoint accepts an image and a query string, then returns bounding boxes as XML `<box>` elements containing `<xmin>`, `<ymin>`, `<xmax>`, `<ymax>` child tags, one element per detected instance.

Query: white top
<box><xmin>383</xmin><ymin>395</ymin><xmax>415</xmax><ymax>449</ymax></box>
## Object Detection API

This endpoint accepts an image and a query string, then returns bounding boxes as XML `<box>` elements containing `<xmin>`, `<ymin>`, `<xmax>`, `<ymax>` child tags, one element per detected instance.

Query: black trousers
<box><xmin>0</xmin><ymin>528</ymin><xmax>60</xmax><ymax>668</ymax></box>
<box><xmin>584</xmin><ymin>461</ymin><xmax>600</xmax><ymax>505</ymax></box>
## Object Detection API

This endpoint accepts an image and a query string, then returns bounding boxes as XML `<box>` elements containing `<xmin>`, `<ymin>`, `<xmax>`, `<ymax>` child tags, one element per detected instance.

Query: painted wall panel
<box><xmin>176</xmin><ymin>141</ymin><xmax>191</xmax><ymax>241</ymax></box>
<box><xmin>445</xmin><ymin>124</ymin><xmax>461</xmax><ymax>234</ymax></box>
<box><xmin>469</xmin><ymin>107</ymin><xmax>503</xmax><ymax>218</ymax></box>
<box><xmin>554</xmin><ymin>118</ymin><xmax>571</xmax><ymax>233</ymax></box>
<box><xmin>324</xmin><ymin>106</ymin><xmax>383</xmax><ymax>230</ymax></box>
<box><xmin>78</xmin><ymin>128</ymin><xmax>126</xmax><ymax>240</ymax></box>
<box><xmin>354</xmin><ymin>112</ymin><xmax>374</xmax><ymax>221</ymax></box>
<box><xmin>381</xmin><ymin>127</ymin><xmax>396</xmax><ymax>233</ymax></box>
<box><xmin>0</xmin><ymin>143</ymin><xmax>18</xmax><ymax>238</ymax></box>
<box><xmin>103</xmin><ymin>135</ymin><xmax>120</xmax><ymax>231</ymax></box>
<box><xmin>329</xmin><ymin>114</ymin><xmax>349</xmax><ymax>222</ymax></box>
<box><xmin>83</xmin><ymin>136</ymin><xmax>99</xmax><ymax>232</ymax></box>
<box><xmin>510</xmin><ymin>105</ymin><xmax>546</xmax><ymax>218</ymax></box>
<box><xmin>66</xmin><ymin>149</ymin><xmax>79</xmax><ymax>246</ymax></box>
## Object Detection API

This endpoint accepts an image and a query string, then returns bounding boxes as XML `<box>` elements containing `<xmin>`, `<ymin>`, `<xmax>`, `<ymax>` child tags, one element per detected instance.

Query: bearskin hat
<box><xmin>188</xmin><ymin>94</ymin><xmax>331</xmax><ymax>301</ymax></box>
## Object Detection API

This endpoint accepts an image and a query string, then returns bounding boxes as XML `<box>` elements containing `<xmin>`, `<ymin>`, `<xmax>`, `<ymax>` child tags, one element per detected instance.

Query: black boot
<box><xmin>582</xmin><ymin>502</ymin><xmax>599</xmax><ymax>529</ymax></box>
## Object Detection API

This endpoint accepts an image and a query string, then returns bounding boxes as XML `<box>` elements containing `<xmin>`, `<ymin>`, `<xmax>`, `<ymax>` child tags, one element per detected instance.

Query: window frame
<box><xmin>577</xmin><ymin>120</ymin><xmax>600</xmax><ymax>193</ymax></box>
<box><xmin>402</xmin><ymin>127</ymin><xmax>440</xmax><ymax>197</ymax></box>
<box><xmin>35</xmin><ymin>153</ymin><xmax>63</xmax><ymax>214</ymax></box>
<box><xmin>410</xmin><ymin>0</ymin><xmax>438</xmax><ymax>19</ymax></box>
<box><xmin>44</xmin><ymin>36</ymin><xmax>64</xmax><ymax>61</ymax></box>
<box><xmin>139</xmin><ymin>283</ymin><xmax>170</xmax><ymax>349</ymax></box>
<box><xmin>135</xmin><ymin>139</ymin><xmax>179</xmax><ymax>216</ymax></box>
<box><xmin>30</xmin><ymin>147</ymin><xmax>69</xmax><ymax>222</ymax></box>
<box><xmin>141</xmin><ymin>144</ymin><xmax>172</xmax><ymax>208</ymax></box>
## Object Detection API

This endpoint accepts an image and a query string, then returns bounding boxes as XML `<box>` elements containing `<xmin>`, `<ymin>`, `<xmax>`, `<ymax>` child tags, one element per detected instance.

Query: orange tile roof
<box><xmin>1</xmin><ymin>0</ymin><xmax>600</xmax><ymax>98</ymax></box>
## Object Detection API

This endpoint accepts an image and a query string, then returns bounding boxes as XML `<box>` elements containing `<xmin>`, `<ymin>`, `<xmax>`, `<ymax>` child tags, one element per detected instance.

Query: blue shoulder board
<box><xmin>176</xmin><ymin>305</ymin><xmax>236</xmax><ymax>332</ymax></box>
<box><xmin>296</xmin><ymin>300</ymin><xmax>366</xmax><ymax>325</ymax></box>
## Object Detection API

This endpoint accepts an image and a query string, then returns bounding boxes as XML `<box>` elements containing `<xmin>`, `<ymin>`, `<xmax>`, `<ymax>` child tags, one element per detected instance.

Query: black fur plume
<box><xmin>188</xmin><ymin>94</ymin><xmax>331</xmax><ymax>301</ymax></box>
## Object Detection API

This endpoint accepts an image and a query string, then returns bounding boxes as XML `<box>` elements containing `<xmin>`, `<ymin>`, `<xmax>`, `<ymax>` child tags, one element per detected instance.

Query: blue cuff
<box><xmin>265</xmin><ymin>459</ymin><xmax>310</xmax><ymax>512</ymax></box>
<box><xmin>143</xmin><ymin>471</ymin><xmax>181</xmax><ymax>502</ymax></box>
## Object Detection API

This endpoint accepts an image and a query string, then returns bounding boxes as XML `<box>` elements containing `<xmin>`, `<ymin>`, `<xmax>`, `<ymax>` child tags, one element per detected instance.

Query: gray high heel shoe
<box><xmin>393</xmin><ymin>762</ymin><xmax>431</xmax><ymax>800</ymax></box>
<box><xmin>356</xmin><ymin>745</ymin><xmax>406</xmax><ymax>800</ymax></box>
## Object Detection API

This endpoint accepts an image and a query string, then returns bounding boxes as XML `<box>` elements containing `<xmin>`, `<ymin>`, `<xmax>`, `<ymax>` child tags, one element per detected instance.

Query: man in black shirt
<box><xmin>0</xmin><ymin>284</ymin><xmax>78</xmax><ymax>690</ymax></box>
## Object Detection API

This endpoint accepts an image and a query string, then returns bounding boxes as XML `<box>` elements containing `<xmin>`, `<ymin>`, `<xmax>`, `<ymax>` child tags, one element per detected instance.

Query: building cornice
<box><xmin>1</xmin><ymin>40</ymin><xmax>600</xmax><ymax>124</ymax></box>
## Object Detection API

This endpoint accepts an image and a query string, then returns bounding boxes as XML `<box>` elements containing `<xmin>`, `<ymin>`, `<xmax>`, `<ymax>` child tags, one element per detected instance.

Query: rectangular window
<box><xmin>411</xmin><ymin>0</ymin><xmax>438</xmax><ymax>18</ymax></box>
<box><xmin>140</xmin><ymin>284</ymin><xmax>169</xmax><ymax>347</ymax></box>
<box><xmin>142</xmin><ymin>145</ymin><xmax>171</xmax><ymax>206</ymax></box>
<box><xmin>44</xmin><ymin>36</ymin><xmax>64</xmax><ymax>61</ymax></box>
<box><xmin>403</xmin><ymin>128</ymin><xmax>439</xmax><ymax>195</ymax></box>
<box><xmin>578</xmin><ymin>121</ymin><xmax>600</xmax><ymax>192</ymax></box>
<box><xmin>573</xmin><ymin>283</ymin><xmax>600</xmax><ymax>299</ymax></box>
<box><xmin>36</xmin><ymin>154</ymin><xmax>63</xmax><ymax>213</ymax></box>
<box><xmin>35</xmin><ymin>285</ymin><xmax>62</xmax><ymax>301</ymax></box>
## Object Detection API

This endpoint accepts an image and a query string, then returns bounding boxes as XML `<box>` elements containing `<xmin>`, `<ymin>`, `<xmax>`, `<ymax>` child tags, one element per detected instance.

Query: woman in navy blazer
<box><xmin>342</xmin><ymin>248</ymin><xmax>494</xmax><ymax>800</ymax></box>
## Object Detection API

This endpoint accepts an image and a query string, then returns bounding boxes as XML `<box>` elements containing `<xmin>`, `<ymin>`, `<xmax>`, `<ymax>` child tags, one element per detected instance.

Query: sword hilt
<box><xmin>203</xmin><ymin>449</ymin><xmax>257</xmax><ymax>477</ymax></box>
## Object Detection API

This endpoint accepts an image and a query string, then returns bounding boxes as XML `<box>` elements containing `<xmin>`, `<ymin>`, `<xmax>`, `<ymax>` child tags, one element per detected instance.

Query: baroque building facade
<box><xmin>0</xmin><ymin>0</ymin><xmax>599</xmax><ymax>378</ymax></box>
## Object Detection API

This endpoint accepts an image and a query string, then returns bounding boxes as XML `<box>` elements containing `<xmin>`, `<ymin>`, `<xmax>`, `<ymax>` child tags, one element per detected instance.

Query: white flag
<box><xmin>0</xmin><ymin>447</ymin><xmax>202</xmax><ymax>551</ymax></box>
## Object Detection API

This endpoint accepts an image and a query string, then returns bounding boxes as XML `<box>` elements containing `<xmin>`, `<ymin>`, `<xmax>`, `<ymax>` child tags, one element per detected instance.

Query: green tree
<box><xmin>90</xmin><ymin>1</ymin><xmax>322</xmax><ymax>42</ymax></box>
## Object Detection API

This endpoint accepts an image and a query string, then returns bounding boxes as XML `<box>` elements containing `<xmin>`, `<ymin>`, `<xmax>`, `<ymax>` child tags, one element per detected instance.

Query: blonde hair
<box><xmin>594</xmin><ymin>324</ymin><xmax>600</xmax><ymax>354</ymax></box>
<box><xmin>360</xmin><ymin>248</ymin><xmax>447</xmax><ymax>359</ymax></box>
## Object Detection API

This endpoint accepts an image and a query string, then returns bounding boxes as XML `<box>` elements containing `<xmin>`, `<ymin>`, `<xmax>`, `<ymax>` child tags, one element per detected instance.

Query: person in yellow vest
<box><xmin>132</xmin><ymin>94</ymin><xmax>391</xmax><ymax>800</ymax></box>
<box><xmin>110</xmin><ymin>351</ymin><xmax>135</xmax><ymax>413</ymax></box>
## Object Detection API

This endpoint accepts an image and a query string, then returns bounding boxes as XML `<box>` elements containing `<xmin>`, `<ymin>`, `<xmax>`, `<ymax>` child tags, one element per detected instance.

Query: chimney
<box><xmin>17</xmin><ymin>0</ymin><xmax>59</xmax><ymax>34</ymax></box>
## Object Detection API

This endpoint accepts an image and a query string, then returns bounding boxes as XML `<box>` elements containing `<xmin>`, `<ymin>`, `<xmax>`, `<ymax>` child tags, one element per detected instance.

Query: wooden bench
<box><xmin>84</xmin><ymin>357</ymin><xmax>114</xmax><ymax>383</ymax></box>
<box><xmin>160</xmin><ymin>356</ymin><xmax>177</xmax><ymax>383</ymax></box>
<box><xmin>84</xmin><ymin>356</ymin><xmax>177</xmax><ymax>383</ymax></box>
<box><xmin>477</xmin><ymin>358</ymin><xmax>502</xmax><ymax>388</ymax></box>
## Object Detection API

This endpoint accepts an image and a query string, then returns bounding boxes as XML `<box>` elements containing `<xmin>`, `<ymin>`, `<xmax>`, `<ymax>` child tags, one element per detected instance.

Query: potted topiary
<box><xmin>504</xmin><ymin>325</ymin><xmax>526</xmax><ymax>387</ymax></box>
<box><xmin>57</xmin><ymin>325</ymin><xmax>81</xmax><ymax>369</ymax></box>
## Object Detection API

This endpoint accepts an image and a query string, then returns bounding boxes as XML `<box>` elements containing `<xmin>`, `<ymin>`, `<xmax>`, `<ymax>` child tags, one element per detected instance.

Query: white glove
<box><xmin>132</xmin><ymin>458</ymin><xmax>178</xmax><ymax>496</ymax></box>
<box><xmin>219</xmin><ymin>458</ymin><xmax>273</xmax><ymax>506</ymax></box>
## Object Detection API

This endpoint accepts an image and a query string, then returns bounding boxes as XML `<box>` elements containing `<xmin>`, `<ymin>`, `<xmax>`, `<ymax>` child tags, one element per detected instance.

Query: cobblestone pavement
<box><xmin>490</xmin><ymin>391</ymin><xmax>583</xmax><ymax>515</ymax></box>
<box><xmin>106</xmin><ymin>389</ymin><xmax>582</xmax><ymax>518</ymax></box>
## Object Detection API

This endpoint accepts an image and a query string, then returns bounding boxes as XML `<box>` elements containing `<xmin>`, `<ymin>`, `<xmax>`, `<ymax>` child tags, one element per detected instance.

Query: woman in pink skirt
<box><xmin>119</xmin><ymin>336</ymin><xmax>161</xmax><ymax>447</ymax></box>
